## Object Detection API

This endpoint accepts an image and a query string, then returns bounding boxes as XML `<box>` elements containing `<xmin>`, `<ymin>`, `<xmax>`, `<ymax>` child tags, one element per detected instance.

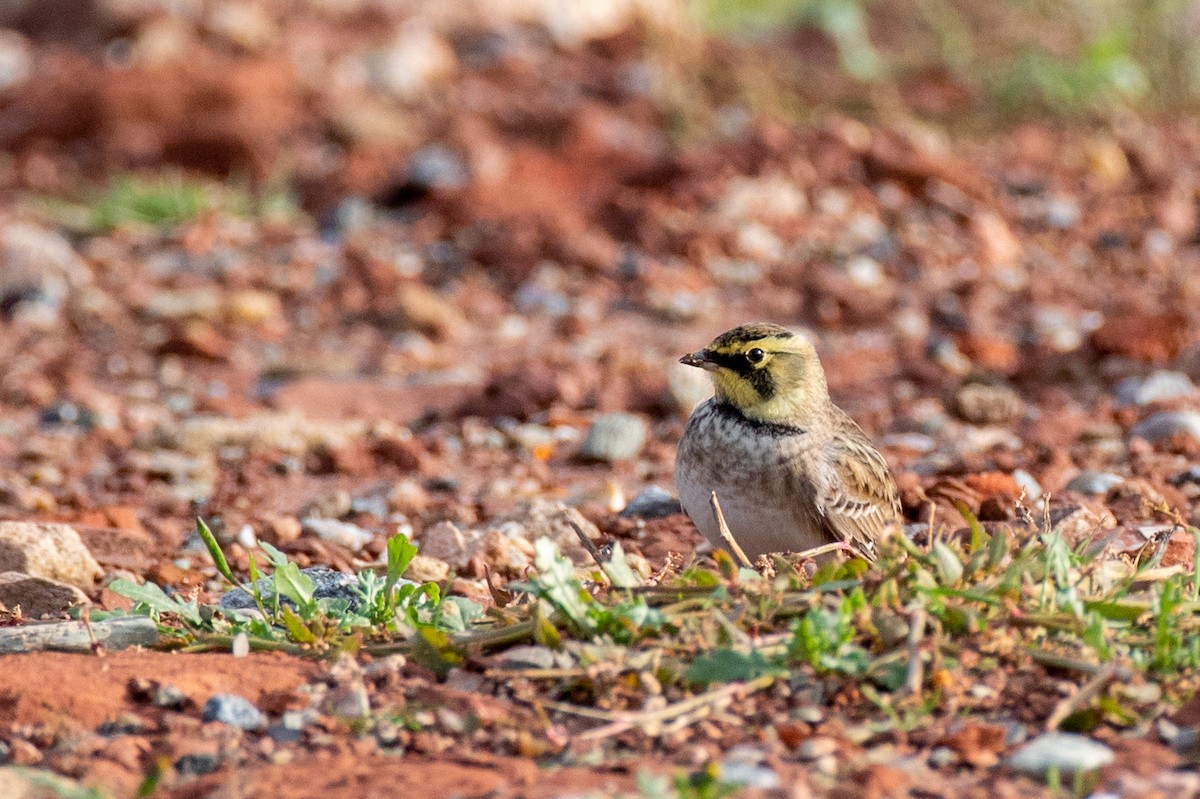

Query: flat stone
<box><xmin>1116</xmin><ymin>371</ymin><xmax>1196</xmax><ymax>406</ymax></box>
<box><xmin>0</xmin><ymin>617</ymin><xmax>158</xmax><ymax>654</ymax></box>
<box><xmin>201</xmin><ymin>694</ymin><xmax>266</xmax><ymax>730</ymax></box>
<box><xmin>0</xmin><ymin>572</ymin><xmax>88</xmax><ymax>618</ymax></box>
<box><xmin>0</xmin><ymin>522</ymin><xmax>102</xmax><ymax>589</ymax></box>
<box><xmin>301</xmin><ymin>518</ymin><xmax>373</xmax><ymax>552</ymax></box>
<box><xmin>1131</xmin><ymin>411</ymin><xmax>1200</xmax><ymax>443</ymax></box>
<box><xmin>620</xmin><ymin>485</ymin><xmax>681</xmax><ymax>519</ymax></box>
<box><xmin>219</xmin><ymin>566</ymin><xmax>373</xmax><ymax>612</ymax></box>
<box><xmin>1066</xmin><ymin>471</ymin><xmax>1125</xmax><ymax>495</ymax></box>
<box><xmin>1007</xmin><ymin>732</ymin><xmax>1114</xmax><ymax>776</ymax></box>
<box><xmin>580</xmin><ymin>412</ymin><xmax>648</xmax><ymax>462</ymax></box>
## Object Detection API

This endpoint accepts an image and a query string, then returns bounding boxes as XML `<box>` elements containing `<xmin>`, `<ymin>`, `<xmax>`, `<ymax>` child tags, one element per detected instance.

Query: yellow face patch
<box><xmin>681</xmin><ymin>324</ymin><xmax>826</xmax><ymax>422</ymax></box>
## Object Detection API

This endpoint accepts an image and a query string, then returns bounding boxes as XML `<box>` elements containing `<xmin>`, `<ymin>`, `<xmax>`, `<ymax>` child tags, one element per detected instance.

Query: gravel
<box><xmin>1007</xmin><ymin>733</ymin><xmax>1115</xmax><ymax>776</ymax></box>
<box><xmin>201</xmin><ymin>694</ymin><xmax>267</xmax><ymax>730</ymax></box>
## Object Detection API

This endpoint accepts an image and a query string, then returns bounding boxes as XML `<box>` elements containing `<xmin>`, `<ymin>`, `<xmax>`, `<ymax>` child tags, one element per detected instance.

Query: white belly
<box><xmin>678</xmin><ymin>478</ymin><xmax>824</xmax><ymax>558</ymax></box>
<box><xmin>675</xmin><ymin>401</ymin><xmax>827</xmax><ymax>559</ymax></box>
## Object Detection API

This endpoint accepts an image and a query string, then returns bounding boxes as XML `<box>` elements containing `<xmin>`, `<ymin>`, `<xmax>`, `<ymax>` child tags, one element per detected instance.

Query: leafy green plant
<box><xmin>111</xmin><ymin>518</ymin><xmax>479</xmax><ymax>654</ymax></box>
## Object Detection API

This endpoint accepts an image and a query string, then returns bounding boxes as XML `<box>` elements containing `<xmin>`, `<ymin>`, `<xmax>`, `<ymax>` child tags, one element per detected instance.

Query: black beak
<box><xmin>680</xmin><ymin>350</ymin><xmax>718</xmax><ymax>371</ymax></box>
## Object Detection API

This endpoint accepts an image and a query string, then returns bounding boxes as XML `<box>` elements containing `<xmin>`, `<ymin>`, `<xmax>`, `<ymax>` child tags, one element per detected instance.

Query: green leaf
<box><xmin>1084</xmin><ymin>600</ymin><xmax>1146</xmax><ymax>622</ymax></box>
<box><xmin>273</xmin><ymin>562</ymin><xmax>316</xmax><ymax>613</ymax></box>
<box><xmin>282</xmin><ymin>605</ymin><xmax>317</xmax><ymax>644</ymax></box>
<box><xmin>109</xmin><ymin>578</ymin><xmax>202</xmax><ymax>626</ymax></box>
<box><xmin>932</xmin><ymin>542</ymin><xmax>964</xmax><ymax>586</ymax></box>
<box><xmin>259</xmin><ymin>541</ymin><xmax>289</xmax><ymax>568</ymax></box>
<box><xmin>532</xmin><ymin>537</ymin><xmax>594</xmax><ymax>632</ymax></box>
<box><xmin>686</xmin><ymin>649</ymin><xmax>783</xmax><ymax>685</ymax></box>
<box><xmin>196</xmin><ymin>518</ymin><xmax>237</xmax><ymax>585</ymax></box>
<box><xmin>409</xmin><ymin>627</ymin><xmax>462</xmax><ymax>678</ymax></box>
<box><xmin>386</xmin><ymin>533</ymin><xmax>419</xmax><ymax>590</ymax></box>
<box><xmin>601</xmin><ymin>541</ymin><xmax>641</xmax><ymax>589</ymax></box>
<box><xmin>955</xmin><ymin>500</ymin><xmax>988</xmax><ymax>553</ymax></box>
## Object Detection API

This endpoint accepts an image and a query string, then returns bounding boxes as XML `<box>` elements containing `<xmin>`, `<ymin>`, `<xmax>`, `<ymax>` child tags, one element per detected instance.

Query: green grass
<box><xmin>109</xmin><ymin>509</ymin><xmax>1200</xmax><ymax>784</ymax></box>
<box><xmin>686</xmin><ymin>0</ymin><xmax>1200</xmax><ymax>118</ymax></box>
<box><xmin>41</xmin><ymin>171</ymin><xmax>302</xmax><ymax>232</ymax></box>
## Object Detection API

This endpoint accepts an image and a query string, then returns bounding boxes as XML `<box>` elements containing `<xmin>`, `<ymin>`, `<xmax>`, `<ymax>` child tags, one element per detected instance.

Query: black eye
<box><xmin>746</xmin><ymin>348</ymin><xmax>765</xmax><ymax>364</ymax></box>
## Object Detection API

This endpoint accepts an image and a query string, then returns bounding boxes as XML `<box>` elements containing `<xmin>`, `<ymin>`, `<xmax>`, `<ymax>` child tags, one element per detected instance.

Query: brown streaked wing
<box><xmin>814</xmin><ymin>428</ymin><xmax>901</xmax><ymax>560</ymax></box>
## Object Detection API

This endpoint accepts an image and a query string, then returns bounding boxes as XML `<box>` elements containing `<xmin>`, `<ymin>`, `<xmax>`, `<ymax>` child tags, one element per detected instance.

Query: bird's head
<box><xmin>680</xmin><ymin>323</ymin><xmax>829</xmax><ymax>423</ymax></box>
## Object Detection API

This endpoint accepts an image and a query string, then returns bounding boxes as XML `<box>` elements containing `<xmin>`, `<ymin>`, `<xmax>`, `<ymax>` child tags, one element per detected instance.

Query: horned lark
<box><xmin>674</xmin><ymin>323</ymin><xmax>901</xmax><ymax>561</ymax></box>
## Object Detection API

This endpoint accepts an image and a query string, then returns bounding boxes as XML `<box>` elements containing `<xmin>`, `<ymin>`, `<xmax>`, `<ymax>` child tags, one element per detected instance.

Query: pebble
<box><xmin>321</xmin><ymin>683</ymin><xmax>371</xmax><ymax>719</ymax></box>
<box><xmin>201</xmin><ymin>694</ymin><xmax>266</xmax><ymax>731</ymax></box>
<box><xmin>406</xmin><ymin>143</ymin><xmax>470</xmax><ymax>191</ymax></box>
<box><xmin>580</xmin><ymin>412</ymin><xmax>647</xmax><ymax>461</ymax></box>
<box><xmin>1170</xmin><ymin>466</ymin><xmax>1200</xmax><ymax>486</ymax></box>
<box><xmin>1007</xmin><ymin>732</ymin><xmax>1114</xmax><ymax>776</ymax></box>
<box><xmin>927</xmin><ymin>746</ymin><xmax>957</xmax><ymax>768</ymax></box>
<box><xmin>619</xmin><ymin>485</ymin><xmax>681</xmax><ymax>519</ymax></box>
<box><xmin>0</xmin><ymin>521</ymin><xmax>102</xmax><ymax>589</ymax></box>
<box><xmin>219</xmin><ymin>566</ymin><xmax>372</xmax><ymax>611</ymax></box>
<box><xmin>797</xmin><ymin>736</ymin><xmax>838</xmax><ymax>760</ymax></box>
<box><xmin>154</xmin><ymin>685</ymin><xmax>188</xmax><ymax>710</ymax></box>
<box><xmin>175</xmin><ymin>752</ymin><xmax>221</xmax><ymax>776</ymax></box>
<box><xmin>1116</xmin><ymin>371</ymin><xmax>1196</xmax><ymax>406</ymax></box>
<box><xmin>953</xmin><ymin>382</ymin><xmax>1024</xmax><ymax>425</ymax></box>
<box><xmin>0</xmin><ymin>572</ymin><xmax>89</xmax><ymax>618</ymax></box>
<box><xmin>497</xmin><ymin>645</ymin><xmax>573</xmax><ymax>670</ymax></box>
<box><xmin>1011</xmin><ymin>469</ymin><xmax>1043</xmax><ymax>501</ymax></box>
<box><xmin>419</xmin><ymin>521</ymin><xmax>478</xmax><ymax>569</ymax></box>
<box><xmin>301</xmin><ymin>518</ymin><xmax>374</xmax><ymax>552</ymax></box>
<box><xmin>1066</xmin><ymin>471</ymin><xmax>1125</xmax><ymax>495</ymax></box>
<box><xmin>1130</xmin><ymin>411</ymin><xmax>1200</xmax><ymax>443</ymax></box>
<box><xmin>667</xmin><ymin>361</ymin><xmax>712</xmax><ymax>413</ymax></box>
<box><xmin>0</xmin><ymin>30</ymin><xmax>30</xmax><ymax>90</ymax></box>
<box><xmin>720</xmin><ymin>761</ymin><xmax>780</xmax><ymax>789</ymax></box>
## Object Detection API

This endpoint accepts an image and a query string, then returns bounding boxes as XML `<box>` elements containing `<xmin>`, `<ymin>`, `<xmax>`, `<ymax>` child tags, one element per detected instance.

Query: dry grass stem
<box><xmin>710</xmin><ymin>491</ymin><xmax>753</xmax><ymax>569</ymax></box>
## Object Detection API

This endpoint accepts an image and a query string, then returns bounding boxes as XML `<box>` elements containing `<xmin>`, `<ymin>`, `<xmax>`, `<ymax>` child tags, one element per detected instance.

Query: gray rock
<box><xmin>953</xmin><ymin>382</ymin><xmax>1024</xmax><ymax>425</ymax></box>
<box><xmin>0</xmin><ymin>30</ymin><xmax>30</xmax><ymax>91</ymax></box>
<box><xmin>1130</xmin><ymin>411</ymin><xmax>1200</xmax><ymax>443</ymax></box>
<box><xmin>1170</xmin><ymin>466</ymin><xmax>1200</xmax><ymax>486</ymax></box>
<box><xmin>0</xmin><ymin>572</ymin><xmax>89</xmax><ymax>618</ymax></box>
<box><xmin>620</xmin><ymin>485</ymin><xmax>681</xmax><ymax>519</ymax></box>
<box><xmin>1007</xmin><ymin>732</ymin><xmax>1114</xmax><ymax>776</ymax></box>
<box><xmin>797</xmin><ymin>736</ymin><xmax>838</xmax><ymax>760</ymax></box>
<box><xmin>154</xmin><ymin>685</ymin><xmax>188</xmax><ymax>710</ymax></box>
<box><xmin>1117</xmin><ymin>371</ymin><xmax>1197</xmax><ymax>406</ymax></box>
<box><xmin>0</xmin><ymin>222</ymin><xmax>90</xmax><ymax>328</ymax></box>
<box><xmin>0</xmin><ymin>521</ymin><xmax>102</xmax><ymax>589</ymax></box>
<box><xmin>928</xmin><ymin>746</ymin><xmax>957</xmax><ymax>768</ymax></box>
<box><xmin>0</xmin><ymin>616</ymin><xmax>158</xmax><ymax>654</ymax></box>
<box><xmin>267</xmin><ymin>709</ymin><xmax>317</xmax><ymax>744</ymax></box>
<box><xmin>497</xmin><ymin>645</ymin><xmax>573</xmax><ymax>670</ymax></box>
<box><xmin>720</xmin><ymin>761</ymin><xmax>780</xmax><ymax>789</ymax></box>
<box><xmin>175</xmin><ymin>752</ymin><xmax>221</xmax><ymax>776</ymax></box>
<box><xmin>419</xmin><ymin>521</ymin><xmax>479</xmax><ymax>569</ymax></box>
<box><xmin>494</xmin><ymin>499</ymin><xmax>601</xmax><ymax>565</ymax></box>
<box><xmin>580</xmin><ymin>412</ymin><xmax>648</xmax><ymax>462</ymax></box>
<box><xmin>219</xmin><ymin>566</ymin><xmax>365</xmax><ymax>611</ymax></box>
<box><xmin>301</xmin><ymin>518</ymin><xmax>374</xmax><ymax>552</ymax></box>
<box><xmin>321</xmin><ymin>683</ymin><xmax>370</xmax><ymax>719</ymax></box>
<box><xmin>1066</xmin><ymin>471</ymin><xmax>1125</xmax><ymax>495</ymax></box>
<box><xmin>407</xmin><ymin>144</ymin><xmax>470</xmax><ymax>191</ymax></box>
<box><xmin>1012</xmin><ymin>469</ymin><xmax>1043</xmax><ymax>500</ymax></box>
<box><xmin>201</xmin><ymin>694</ymin><xmax>266</xmax><ymax>730</ymax></box>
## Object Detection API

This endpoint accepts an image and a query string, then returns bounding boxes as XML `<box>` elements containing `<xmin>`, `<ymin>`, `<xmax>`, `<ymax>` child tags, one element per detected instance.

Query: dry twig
<box><xmin>542</xmin><ymin>674</ymin><xmax>777</xmax><ymax>744</ymax></box>
<box><xmin>710</xmin><ymin>491</ymin><xmax>752</xmax><ymax>569</ymax></box>
<box><xmin>1045</xmin><ymin>663</ymin><xmax>1120</xmax><ymax>731</ymax></box>
<box><xmin>904</xmin><ymin>607</ymin><xmax>928</xmax><ymax>695</ymax></box>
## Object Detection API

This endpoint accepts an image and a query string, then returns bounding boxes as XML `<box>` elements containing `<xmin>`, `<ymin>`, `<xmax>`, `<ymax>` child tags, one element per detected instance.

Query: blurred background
<box><xmin>0</xmin><ymin>0</ymin><xmax>1198</xmax><ymax>560</ymax></box>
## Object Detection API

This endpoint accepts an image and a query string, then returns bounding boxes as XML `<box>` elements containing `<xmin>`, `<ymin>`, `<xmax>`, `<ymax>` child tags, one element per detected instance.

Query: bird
<box><xmin>674</xmin><ymin>322</ymin><xmax>901</xmax><ymax>562</ymax></box>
